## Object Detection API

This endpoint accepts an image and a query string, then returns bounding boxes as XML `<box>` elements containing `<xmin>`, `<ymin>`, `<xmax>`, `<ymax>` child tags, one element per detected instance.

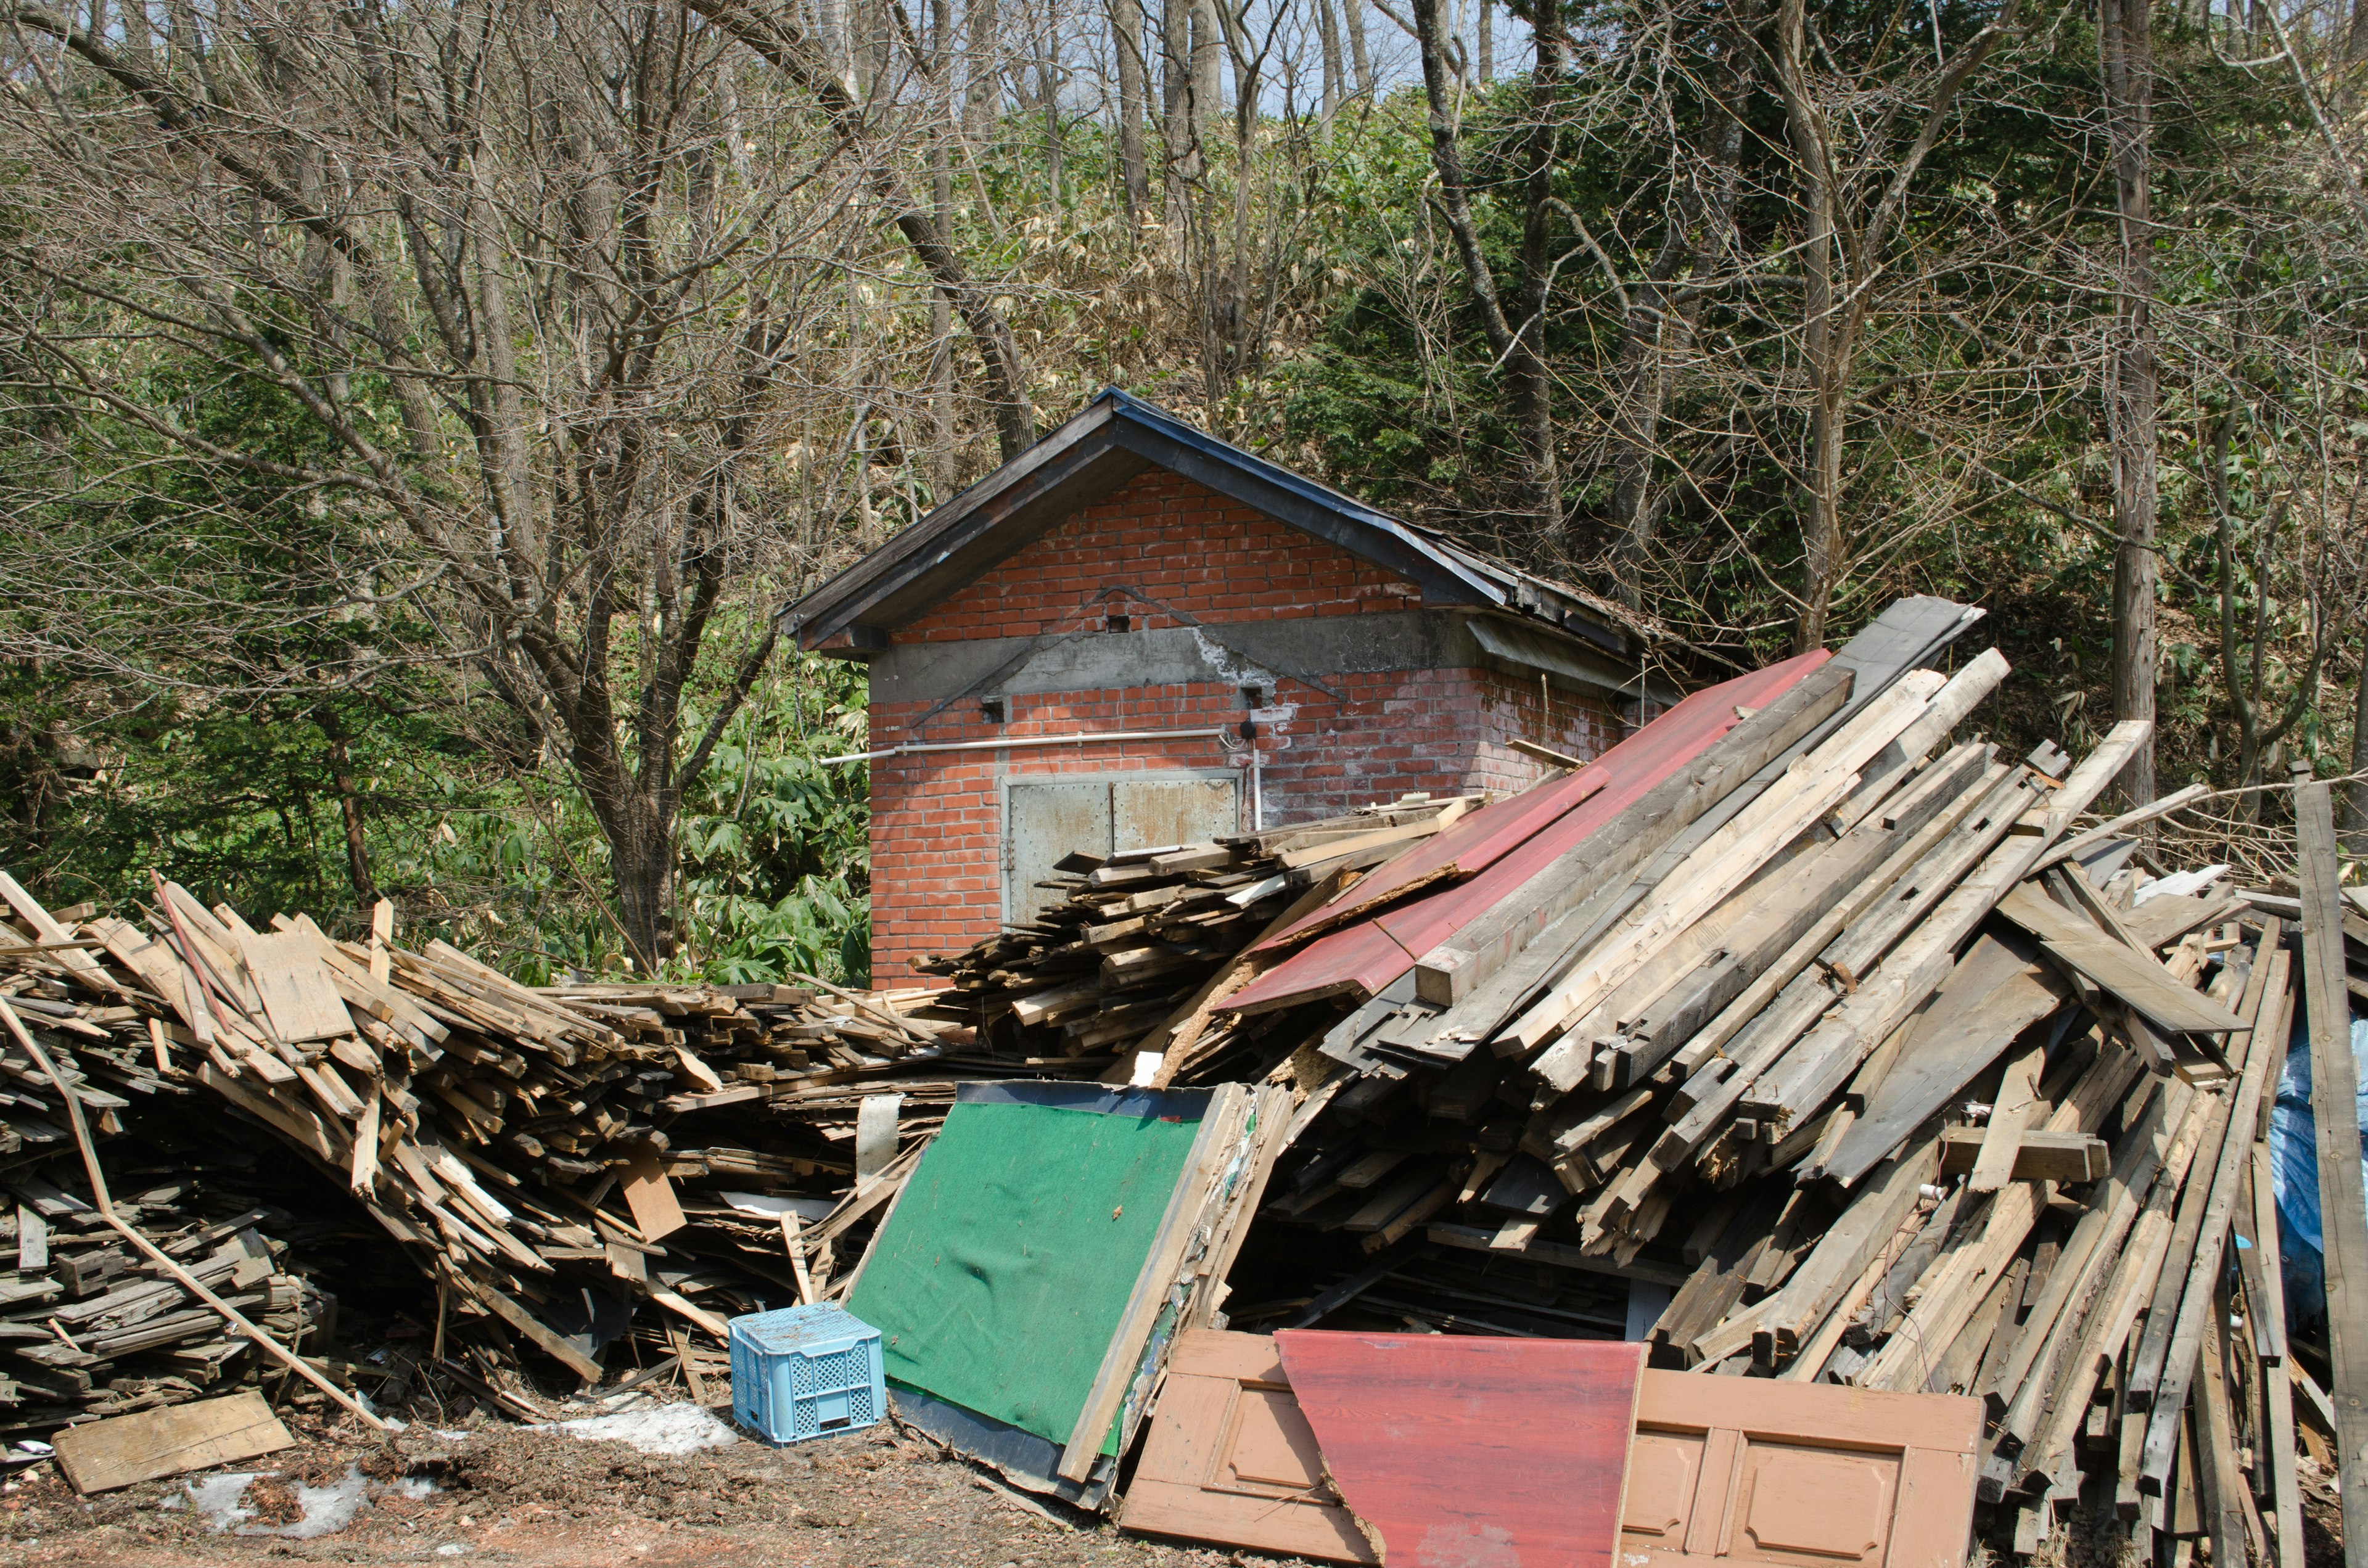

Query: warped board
<box><xmin>1814</xmin><ymin>931</ymin><xmax>2068</xmax><ymax>1188</ymax></box>
<box><xmin>1996</xmin><ymin>885</ymin><xmax>2247</xmax><ymax>1035</ymax></box>
<box><xmin>1120</xmin><ymin>1329</ymin><xmax>1378</xmax><ymax>1564</ymax></box>
<box><xmin>1274</xmin><ymin>1329</ymin><xmax>1646</xmax><ymax>1568</ymax></box>
<box><xmin>1257</xmin><ymin>771</ymin><xmax>1610</xmax><ymax>951</ymax></box>
<box><xmin>1622</xmin><ymin>1369</ymin><xmax>1984</xmax><ymax>1568</ymax></box>
<box><xmin>53</xmin><ymin>1390</ymin><xmax>294</xmax><ymax>1495</ymax></box>
<box><xmin>1226</xmin><ymin>652</ymin><xmax>1833</xmax><ymax>1014</ymax></box>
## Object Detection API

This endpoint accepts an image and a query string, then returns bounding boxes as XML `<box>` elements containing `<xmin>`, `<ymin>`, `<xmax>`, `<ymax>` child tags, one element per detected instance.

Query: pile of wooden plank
<box><xmin>1</xmin><ymin>1121</ymin><xmax>337</xmax><ymax>1440</ymax></box>
<box><xmin>0</xmin><ymin>872</ymin><xmax>1021</xmax><ymax>1402</ymax></box>
<box><xmin>918</xmin><ymin>795</ymin><xmax>1483</xmax><ymax>1073</ymax></box>
<box><xmin>904</xmin><ymin>597</ymin><xmax>2342</xmax><ymax>1564</ymax></box>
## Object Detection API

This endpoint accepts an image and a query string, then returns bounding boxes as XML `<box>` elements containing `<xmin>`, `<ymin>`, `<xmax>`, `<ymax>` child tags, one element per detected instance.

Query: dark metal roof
<box><xmin>784</xmin><ymin>388</ymin><xmax>1655</xmax><ymax>661</ymax></box>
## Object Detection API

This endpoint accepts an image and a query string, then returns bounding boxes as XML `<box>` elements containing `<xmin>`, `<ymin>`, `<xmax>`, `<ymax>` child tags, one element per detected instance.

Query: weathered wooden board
<box><xmin>1622</xmin><ymin>1370</ymin><xmax>1984</xmax><ymax>1568</ymax></box>
<box><xmin>1275</xmin><ymin>1329</ymin><xmax>1645</xmax><ymax>1568</ymax></box>
<box><xmin>52</xmin><ymin>1390</ymin><xmax>294</xmax><ymax>1495</ymax></box>
<box><xmin>621</xmin><ymin>1150</ymin><xmax>687</xmax><ymax>1241</ymax></box>
<box><xmin>1938</xmin><ymin>1127</ymin><xmax>2108</xmax><ymax>1184</ymax></box>
<box><xmin>1997</xmin><ymin>885</ymin><xmax>2245</xmax><ymax>1035</ymax></box>
<box><xmin>242</xmin><ymin>929</ymin><xmax>356</xmax><ymax>1043</ymax></box>
<box><xmin>1119</xmin><ymin>1329</ymin><xmax>1378</xmax><ymax>1564</ymax></box>
<box><xmin>1815</xmin><ymin>933</ymin><xmax>2068</xmax><ymax>1187</ymax></box>
<box><xmin>2295</xmin><ymin>782</ymin><xmax>2368</xmax><ymax>1568</ymax></box>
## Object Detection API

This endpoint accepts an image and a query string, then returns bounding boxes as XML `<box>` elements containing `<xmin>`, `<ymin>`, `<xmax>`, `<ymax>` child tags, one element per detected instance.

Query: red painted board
<box><xmin>1224</xmin><ymin>651</ymin><xmax>1831</xmax><ymax>1015</ymax></box>
<box><xmin>1256</xmin><ymin>770</ymin><xmax>1610</xmax><ymax>953</ymax></box>
<box><xmin>1273</xmin><ymin>1330</ymin><xmax>1647</xmax><ymax>1568</ymax></box>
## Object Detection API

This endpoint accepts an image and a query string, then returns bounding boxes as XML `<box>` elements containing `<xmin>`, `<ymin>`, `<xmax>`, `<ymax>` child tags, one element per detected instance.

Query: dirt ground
<box><xmin>2</xmin><ymin>1394</ymin><xmax>2341</xmax><ymax>1568</ymax></box>
<box><xmin>0</xmin><ymin>1403</ymin><xmax>1317</xmax><ymax>1568</ymax></box>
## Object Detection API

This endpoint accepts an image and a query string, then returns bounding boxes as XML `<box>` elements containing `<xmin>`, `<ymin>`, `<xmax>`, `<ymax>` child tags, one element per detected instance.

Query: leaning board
<box><xmin>847</xmin><ymin>1082</ymin><xmax>1211</xmax><ymax>1496</ymax></box>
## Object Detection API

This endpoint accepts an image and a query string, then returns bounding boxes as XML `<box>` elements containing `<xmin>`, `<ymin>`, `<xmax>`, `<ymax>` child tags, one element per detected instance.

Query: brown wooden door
<box><xmin>1119</xmin><ymin>1329</ymin><xmax>1378</xmax><ymax>1564</ymax></box>
<box><xmin>1621</xmin><ymin>1372</ymin><xmax>1983</xmax><ymax>1568</ymax></box>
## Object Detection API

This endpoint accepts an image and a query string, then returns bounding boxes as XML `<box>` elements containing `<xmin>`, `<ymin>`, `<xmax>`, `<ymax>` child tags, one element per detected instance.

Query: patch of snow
<box><xmin>538</xmin><ymin>1402</ymin><xmax>739</xmax><ymax>1456</ymax></box>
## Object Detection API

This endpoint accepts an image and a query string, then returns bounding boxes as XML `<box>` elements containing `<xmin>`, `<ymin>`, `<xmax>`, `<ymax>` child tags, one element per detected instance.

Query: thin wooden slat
<box><xmin>2294</xmin><ymin>781</ymin><xmax>2368</xmax><ymax>1568</ymax></box>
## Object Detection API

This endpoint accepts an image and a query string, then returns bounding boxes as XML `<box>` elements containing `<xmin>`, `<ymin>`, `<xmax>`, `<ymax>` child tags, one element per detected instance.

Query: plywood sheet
<box><xmin>1122</xmin><ymin>1329</ymin><xmax>1378</xmax><ymax>1563</ymax></box>
<box><xmin>1622</xmin><ymin>1369</ymin><xmax>1983</xmax><ymax>1568</ymax></box>
<box><xmin>1275</xmin><ymin>1329</ymin><xmax>1646</xmax><ymax>1568</ymax></box>
<box><xmin>621</xmin><ymin>1150</ymin><xmax>687</xmax><ymax>1241</ymax></box>
<box><xmin>52</xmin><ymin>1390</ymin><xmax>294</xmax><ymax>1495</ymax></box>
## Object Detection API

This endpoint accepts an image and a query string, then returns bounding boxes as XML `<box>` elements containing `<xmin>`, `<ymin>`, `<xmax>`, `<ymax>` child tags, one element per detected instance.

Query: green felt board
<box><xmin>846</xmin><ymin>1097</ymin><xmax>1202</xmax><ymax>1450</ymax></box>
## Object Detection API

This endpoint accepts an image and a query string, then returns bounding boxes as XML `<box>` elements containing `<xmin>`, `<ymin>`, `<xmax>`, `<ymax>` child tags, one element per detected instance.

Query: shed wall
<box><xmin>863</xmin><ymin>472</ymin><xmax>1620</xmax><ymax>981</ymax></box>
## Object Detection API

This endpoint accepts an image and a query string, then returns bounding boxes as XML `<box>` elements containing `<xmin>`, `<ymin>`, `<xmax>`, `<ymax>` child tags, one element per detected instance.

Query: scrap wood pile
<box><xmin>918</xmin><ymin>793</ymin><xmax>1483</xmax><ymax>1072</ymax></box>
<box><xmin>926</xmin><ymin>597</ymin><xmax>2358</xmax><ymax>1563</ymax></box>
<box><xmin>0</xmin><ymin>868</ymin><xmax>1033</xmax><ymax>1427</ymax></box>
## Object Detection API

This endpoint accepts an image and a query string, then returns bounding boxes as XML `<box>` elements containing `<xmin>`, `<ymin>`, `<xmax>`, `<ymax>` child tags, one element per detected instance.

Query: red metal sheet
<box><xmin>1256</xmin><ymin>770</ymin><xmax>1610</xmax><ymax>953</ymax></box>
<box><xmin>1273</xmin><ymin>1330</ymin><xmax>1647</xmax><ymax>1568</ymax></box>
<box><xmin>1224</xmin><ymin>651</ymin><xmax>1832</xmax><ymax>1014</ymax></box>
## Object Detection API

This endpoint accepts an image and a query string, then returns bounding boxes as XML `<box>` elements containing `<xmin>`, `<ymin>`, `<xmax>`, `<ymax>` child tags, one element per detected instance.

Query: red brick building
<box><xmin>786</xmin><ymin>391</ymin><xmax>1678</xmax><ymax>980</ymax></box>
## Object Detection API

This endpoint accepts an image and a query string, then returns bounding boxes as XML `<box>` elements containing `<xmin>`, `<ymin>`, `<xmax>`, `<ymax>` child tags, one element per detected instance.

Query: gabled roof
<box><xmin>784</xmin><ymin>388</ymin><xmax>1651</xmax><ymax>660</ymax></box>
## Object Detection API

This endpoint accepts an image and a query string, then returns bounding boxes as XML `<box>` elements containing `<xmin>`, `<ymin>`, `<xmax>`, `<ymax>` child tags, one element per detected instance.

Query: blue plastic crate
<box><xmin>728</xmin><ymin>1303</ymin><xmax>885</xmax><ymax>1445</ymax></box>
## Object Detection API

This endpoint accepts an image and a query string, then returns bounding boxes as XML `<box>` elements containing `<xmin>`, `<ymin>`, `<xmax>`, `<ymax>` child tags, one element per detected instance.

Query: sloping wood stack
<box><xmin>911</xmin><ymin>599</ymin><xmax>2338</xmax><ymax>1564</ymax></box>
<box><xmin>0</xmin><ymin>872</ymin><xmax>1018</xmax><ymax>1404</ymax></box>
<box><xmin>918</xmin><ymin>795</ymin><xmax>1484</xmax><ymax>1074</ymax></box>
<box><xmin>1</xmin><ymin>1154</ymin><xmax>335</xmax><ymax>1440</ymax></box>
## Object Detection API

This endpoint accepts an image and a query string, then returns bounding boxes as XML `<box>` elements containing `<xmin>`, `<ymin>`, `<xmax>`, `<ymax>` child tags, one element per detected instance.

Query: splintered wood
<box><xmin>0</xmin><ymin>871</ymin><xmax>1024</xmax><ymax>1425</ymax></box>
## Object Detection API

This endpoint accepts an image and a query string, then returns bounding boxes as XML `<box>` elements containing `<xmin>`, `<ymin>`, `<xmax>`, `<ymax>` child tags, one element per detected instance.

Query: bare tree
<box><xmin>2102</xmin><ymin>0</ymin><xmax>2160</xmax><ymax>803</ymax></box>
<box><xmin>0</xmin><ymin>0</ymin><xmax>1006</xmax><ymax>964</ymax></box>
<box><xmin>1764</xmin><ymin>0</ymin><xmax>2025</xmax><ymax>649</ymax></box>
<box><xmin>1408</xmin><ymin>0</ymin><xmax>1566</xmax><ymax>543</ymax></box>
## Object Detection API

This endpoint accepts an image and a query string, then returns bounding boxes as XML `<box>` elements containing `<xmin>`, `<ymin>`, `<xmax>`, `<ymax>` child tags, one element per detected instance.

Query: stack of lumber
<box><xmin>0</xmin><ymin>872</ymin><xmax>1006</xmax><ymax>1395</ymax></box>
<box><xmin>1</xmin><ymin>1143</ymin><xmax>334</xmax><ymax>1439</ymax></box>
<box><xmin>953</xmin><ymin>597</ymin><xmax>2328</xmax><ymax>1563</ymax></box>
<box><xmin>919</xmin><ymin>795</ymin><xmax>1484</xmax><ymax>1073</ymax></box>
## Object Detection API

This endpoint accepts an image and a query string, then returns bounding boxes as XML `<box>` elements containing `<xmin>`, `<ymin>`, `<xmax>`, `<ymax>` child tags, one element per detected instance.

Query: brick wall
<box><xmin>863</xmin><ymin>471</ymin><xmax>1622</xmax><ymax>980</ymax></box>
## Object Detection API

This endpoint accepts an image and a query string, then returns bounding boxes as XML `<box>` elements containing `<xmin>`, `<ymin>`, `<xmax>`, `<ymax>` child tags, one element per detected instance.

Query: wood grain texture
<box><xmin>2295</xmin><ymin>781</ymin><xmax>2368</xmax><ymax>1568</ymax></box>
<box><xmin>1275</xmin><ymin>1329</ymin><xmax>1645</xmax><ymax>1568</ymax></box>
<box><xmin>1225</xmin><ymin>654</ymin><xmax>1834</xmax><ymax>1014</ymax></box>
<box><xmin>52</xmin><ymin>1390</ymin><xmax>293</xmax><ymax>1494</ymax></box>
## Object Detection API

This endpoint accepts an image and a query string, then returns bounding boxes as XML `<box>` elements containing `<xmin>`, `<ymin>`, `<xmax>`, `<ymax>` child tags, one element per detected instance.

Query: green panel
<box><xmin>847</xmin><ymin>1096</ymin><xmax>1202</xmax><ymax>1448</ymax></box>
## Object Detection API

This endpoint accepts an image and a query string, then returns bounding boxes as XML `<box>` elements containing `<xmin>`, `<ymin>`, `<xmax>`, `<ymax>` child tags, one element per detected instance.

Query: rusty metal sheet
<box><xmin>1275</xmin><ymin>1329</ymin><xmax>1647</xmax><ymax>1568</ymax></box>
<box><xmin>1113</xmin><ymin>777</ymin><xmax>1240</xmax><ymax>855</ymax></box>
<box><xmin>1005</xmin><ymin>780</ymin><xmax>1112</xmax><ymax>926</ymax></box>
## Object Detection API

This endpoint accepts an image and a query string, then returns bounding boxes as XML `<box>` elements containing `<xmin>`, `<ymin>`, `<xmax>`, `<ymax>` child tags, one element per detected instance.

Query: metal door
<box><xmin>1112</xmin><ymin>777</ymin><xmax>1240</xmax><ymax>855</ymax></box>
<box><xmin>1004</xmin><ymin>780</ymin><xmax>1113</xmax><ymax>927</ymax></box>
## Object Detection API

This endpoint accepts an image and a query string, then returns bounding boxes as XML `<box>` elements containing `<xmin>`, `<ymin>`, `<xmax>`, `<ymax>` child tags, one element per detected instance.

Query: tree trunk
<box><xmin>967</xmin><ymin>0</ymin><xmax>1000</xmax><ymax>141</ymax></box>
<box><xmin>316</xmin><ymin>716</ymin><xmax>380</xmax><ymax>909</ymax></box>
<box><xmin>933</xmin><ymin>0</ymin><xmax>961</xmax><ymax>493</ymax></box>
<box><xmin>1112</xmin><ymin>0</ymin><xmax>1150</xmax><ymax>215</ymax></box>
<box><xmin>1318</xmin><ymin>0</ymin><xmax>1341</xmax><ymax>141</ymax></box>
<box><xmin>1409</xmin><ymin>0</ymin><xmax>1560</xmax><ymax>544</ymax></box>
<box><xmin>1161</xmin><ymin>0</ymin><xmax>1191</xmax><ymax>217</ymax></box>
<box><xmin>1345</xmin><ymin>0</ymin><xmax>1370</xmax><ymax>97</ymax></box>
<box><xmin>1477</xmin><ymin>0</ymin><xmax>1490</xmax><ymax>81</ymax></box>
<box><xmin>2103</xmin><ymin>0</ymin><xmax>2159</xmax><ymax>805</ymax></box>
<box><xmin>1189</xmin><ymin>0</ymin><xmax>1222</xmax><ymax>171</ymax></box>
<box><xmin>2345</xmin><ymin>637</ymin><xmax>2368</xmax><ymax>853</ymax></box>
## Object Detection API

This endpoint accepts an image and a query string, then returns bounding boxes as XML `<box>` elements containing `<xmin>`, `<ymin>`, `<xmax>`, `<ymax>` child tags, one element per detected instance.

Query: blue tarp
<box><xmin>2267</xmin><ymin>1004</ymin><xmax>2368</xmax><ymax>1332</ymax></box>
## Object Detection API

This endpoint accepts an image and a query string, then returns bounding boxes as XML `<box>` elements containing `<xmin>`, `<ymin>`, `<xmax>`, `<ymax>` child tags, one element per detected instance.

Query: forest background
<box><xmin>0</xmin><ymin>0</ymin><xmax>2361</xmax><ymax>986</ymax></box>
